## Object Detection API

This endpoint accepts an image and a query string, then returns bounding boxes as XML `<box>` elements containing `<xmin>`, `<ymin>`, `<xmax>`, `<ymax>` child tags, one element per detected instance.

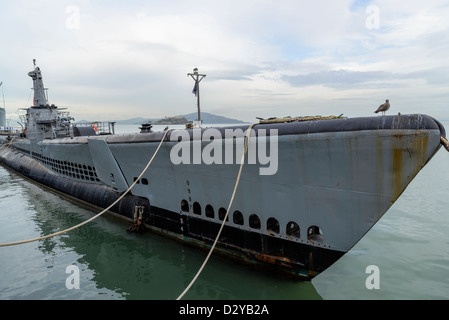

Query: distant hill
<box><xmin>113</xmin><ymin>112</ymin><xmax>246</xmax><ymax>124</ymax></box>
<box><xmin>115</xmin><ymin>117</ymin><xmax>158</xmax><ymax>124</ymax></box>
<box><xmin>181</xmin><ymin>112</ymin><xmax>246</xmax><ymax>124</ymax></box>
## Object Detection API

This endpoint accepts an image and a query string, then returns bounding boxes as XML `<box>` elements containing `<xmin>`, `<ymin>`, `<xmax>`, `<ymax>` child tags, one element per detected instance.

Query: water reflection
<box><xmin>1</xmin><ymin>168</ymin><xmax>321</xmax><ymax>300</ymax></box>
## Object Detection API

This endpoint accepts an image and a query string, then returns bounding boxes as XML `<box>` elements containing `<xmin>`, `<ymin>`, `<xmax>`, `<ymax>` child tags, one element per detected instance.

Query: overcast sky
<box><xmin>1</xmin><ymin>0</ymin><xmax>449</xmax><ymax>123</ymax></box>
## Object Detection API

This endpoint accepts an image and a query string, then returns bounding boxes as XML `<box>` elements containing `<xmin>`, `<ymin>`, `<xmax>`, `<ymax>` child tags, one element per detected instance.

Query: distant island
<box><xmin>113</xmin><ymin>112</ymin><xmax>247</xmax><ymax>125</ymax></box>
<box><xmin>153</xmin><ymin>116</ymin><xmax>189</xmax><ymax>125</ymax></box>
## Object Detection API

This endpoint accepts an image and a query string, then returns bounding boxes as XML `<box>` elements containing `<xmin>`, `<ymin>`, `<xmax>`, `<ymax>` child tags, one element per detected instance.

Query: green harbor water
<box><xmin>1</xmin><ymin>121</ymin><xmax>448</xmax><ymax>300</ymax></box>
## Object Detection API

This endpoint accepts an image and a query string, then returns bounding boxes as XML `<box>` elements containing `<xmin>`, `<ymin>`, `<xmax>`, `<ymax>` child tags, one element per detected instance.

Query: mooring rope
<box><xmin>2</xmin><ymin>123</ymin><xmax>259</xmax><ymax>300</ymax></box>
<box><xmin>0</xmin><ymin>129</ymin><xmax>173</xmax><ymax>247</ymax></box>
<box><xmin>0</xmin><ymin>137</ymin><xmax>16</xmax><ymax>150</ymax></box>
<box><xmin>441</xmin><ymin>136</ymin><xmax>449</xmax><ymax>152</ymax></box>
<box><xmin>176</xmin><ymin>123</ymin><xmax>257</xmax><ymax>300</ymax></box>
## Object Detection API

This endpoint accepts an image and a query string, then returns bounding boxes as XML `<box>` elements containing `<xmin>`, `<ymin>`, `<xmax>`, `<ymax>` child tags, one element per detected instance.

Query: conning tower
<box><xmin>28</xmin><ymin>59</ymin><xmax>47</xmax><ymax>107</ymax></box>
<box><xmin>21</xmin><ymin>60</ymin><xmax>73</xmax><ymax>140</ymax></box>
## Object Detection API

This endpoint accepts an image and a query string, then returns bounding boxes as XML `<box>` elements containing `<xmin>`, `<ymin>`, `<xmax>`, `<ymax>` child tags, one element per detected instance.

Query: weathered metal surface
<box><xmin>87</xmin><ymin>138</ymin><xmax>129</xmax><ymax>192</ymax></box>
<box><xmin>0</xmin><ymin>113</ymin><xmax>446</xmax><ymax>278</ymax></box>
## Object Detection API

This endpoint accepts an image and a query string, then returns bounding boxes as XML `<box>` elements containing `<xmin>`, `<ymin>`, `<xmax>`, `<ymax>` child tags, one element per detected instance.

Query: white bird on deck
<box><xmin>374</xmin><ymin>99</ymin><xmax>390</xmax><ymax>115</ymax></box>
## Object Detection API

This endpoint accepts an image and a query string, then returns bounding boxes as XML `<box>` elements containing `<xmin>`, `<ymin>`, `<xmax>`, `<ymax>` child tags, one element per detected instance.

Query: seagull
<box><xmin>374</xmin><ymin>99</ymin><xmax>390</xmax><ymax>115</ymax></box>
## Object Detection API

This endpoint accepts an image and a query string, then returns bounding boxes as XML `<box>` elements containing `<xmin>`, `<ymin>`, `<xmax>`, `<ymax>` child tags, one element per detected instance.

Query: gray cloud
<box><xmin>408</xmin><ymin>66</ymin><xmax>449</xmax><ymax>85</ymax></box>
<box><xmin>281</xmin><ymin>67</ymin><xmax>449</xmax><ymax>90</ymax></box>
<box><xmin>207</xmin><ymin>65</ymin><xmax>261</xmax><ymax>81</ymax></box>
<box><xmin>281</xmin><ymin>69</ymin><xmax>403</xmax><ymax>89</ymax></box>
<box><xmin>2</xmin><ymin>1</ymin><xmax>449</xmax><ymax>123</ymax></box>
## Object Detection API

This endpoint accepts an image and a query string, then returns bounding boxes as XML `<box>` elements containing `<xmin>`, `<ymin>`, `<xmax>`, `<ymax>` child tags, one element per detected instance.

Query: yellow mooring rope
<box><xmin>0</xmin><ymin>129</ymin><xmax>173</xmax><ymax>247</ymax></box>
<box><xmin>441</xmin><ymin>136</ymin><xmax>449</xmax><ymax>152</ymax></box>
<box><xmin>2</xmin><ymin>123</ymin><xmax>260</xmax><ymax>300</ymax></box>
<box><xmin>176</xmin><ymin>123</ymin><xmax>258</xmax><ymax>300</ymax></box>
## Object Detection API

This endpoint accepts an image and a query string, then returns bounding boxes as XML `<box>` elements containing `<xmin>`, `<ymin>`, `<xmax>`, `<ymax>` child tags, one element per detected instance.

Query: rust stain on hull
<box><xmin>391</xmin><ymin>132</ymin><xmax>429</xmax><ymax>200</ymax></box>
<box><xmin>392</xmin><ymin>147</ymin><xmax>403</xmax><ymax>199</ymax></box>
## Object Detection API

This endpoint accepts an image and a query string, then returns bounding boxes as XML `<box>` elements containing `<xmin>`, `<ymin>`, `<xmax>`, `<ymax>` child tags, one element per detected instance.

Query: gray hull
<box><xmin>1</xmin><ymin>114</ymin><xmax>445</xmax><ymax>278</ymax></box>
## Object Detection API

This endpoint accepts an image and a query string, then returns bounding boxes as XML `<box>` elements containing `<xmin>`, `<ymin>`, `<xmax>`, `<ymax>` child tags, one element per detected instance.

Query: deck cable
<box><xmin>176</xmin><ymin>123</ymin><xmax>257</xmax><ymax>300</ymax></box>
<box><xmin>0</xmin><ymin>129</ymin><xmax>173</xmax><ymax>247</ymax></box>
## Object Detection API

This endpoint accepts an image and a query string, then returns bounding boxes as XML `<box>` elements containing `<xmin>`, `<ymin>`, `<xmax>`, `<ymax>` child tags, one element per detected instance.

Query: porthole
<box><xmin>286</xmin><ymin>222</ymin><xmax>300</xmax><ymax>238</ymax></box>
<box><xmin>249</xmin><ymin>214</ymin><xmax>261</xmax><ymax>229</ymax></box>
<box><xmin>218</xmin><ymin>207</ymin><xmax>229</xmax><ymax>221</ymax></box>
<box><xmin>307</xmin><ymin>225</ymin><xmax>323</xmax><ymax>242</ymax></box>
<box><xmin>181</xmin><ymin>199</ymin><xmax>189</xmax><ymax>212</ymax></box>
<box><xmin>193</xmin><ymin>202</ymin><xmax>201</xmax><ymax>215</ymax></box>
<box><xmin>141</xmin><ymin>178</ymin><xmax>149</xmax><ymax>185</ymax></box>
<box><xmin>233</xmin><ymin>210</ymin><xmax>244</xmax><ymax>225</ymax></box>
<box><xmin>205</xmin><ymin>205</ymin><xmax>214</xmax><ymax>218</ymax></box>
<box><xmin>267</xmin><ymin>217</ymin><xmax>280</xmax><ymax>234</ymax></box>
